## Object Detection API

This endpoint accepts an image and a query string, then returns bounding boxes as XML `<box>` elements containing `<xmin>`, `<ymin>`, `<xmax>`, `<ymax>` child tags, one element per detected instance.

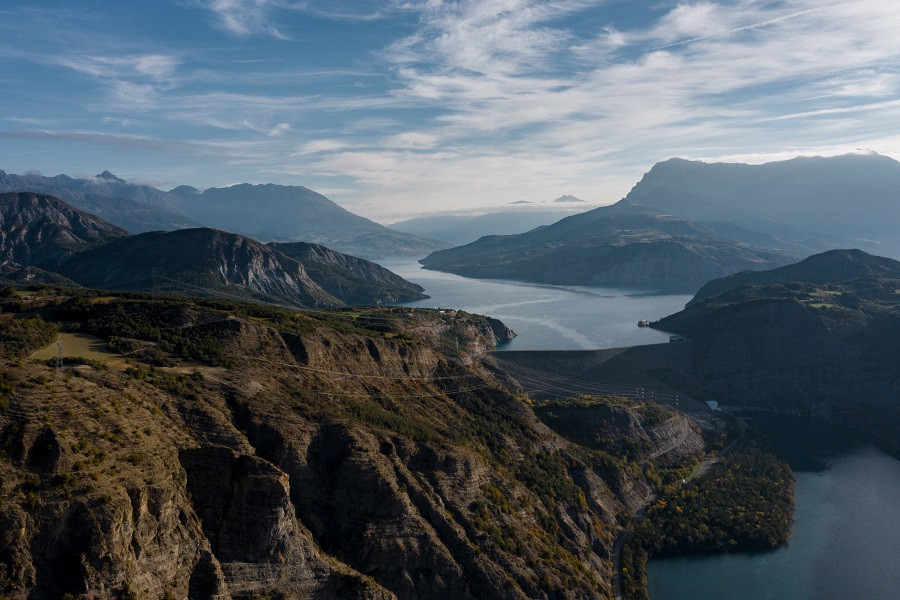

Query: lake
<box><xmin>647</xmin><ymin>414</ymin><xmax>900</xmax><ymax>600</ymax></box>
<box><xmin>378</xmin><ymin>257</ymin><xmax>692</xmax><ymax>350</ymax></box>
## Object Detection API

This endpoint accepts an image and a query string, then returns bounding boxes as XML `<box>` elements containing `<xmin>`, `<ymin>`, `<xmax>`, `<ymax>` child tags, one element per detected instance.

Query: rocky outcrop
<box><xmin>0</xmin><ymin>293</ymin><xmax>706</xmax><ymax>598</ymax></box>
<box><xmin>0</xmin><ymin>192</ymin><xmax>128</xmax><ymax>270</ymax></box>
<box><xmin>270</xmin><ymin>242</ymin><xmax>427</xmax><ymax>304</ymax></box>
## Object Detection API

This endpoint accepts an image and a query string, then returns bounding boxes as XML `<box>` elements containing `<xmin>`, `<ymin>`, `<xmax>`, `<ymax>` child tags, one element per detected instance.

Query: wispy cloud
<box><xmin>199</xmin><ymin>0</ymin><xmax>288</xmax><ymax>38</ymax></box>
<box><xmin>56</xmin><ymin>53</ymin><xmax>180</xmax><ymax>81</ymax></box>
<box><xmin>4</xmin><ymin>0</ymin><xmax>900</xmax><ymax>219</ymax></box>
<box><xmin>193</xmin><ymin>0</ymin><xmax>402</xmax><ymax>38</ymax></box>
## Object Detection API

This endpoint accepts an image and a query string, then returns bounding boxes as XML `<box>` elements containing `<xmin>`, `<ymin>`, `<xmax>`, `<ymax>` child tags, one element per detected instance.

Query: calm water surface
<box><xmin>378</xmin><ymin>257</ymin><xmax>692</xmax><ymax>350</ymax></box>
<box><xmin>647</xmin><ymin>415</ymin><xmax>900</xmax><ymax>600</ymax></box>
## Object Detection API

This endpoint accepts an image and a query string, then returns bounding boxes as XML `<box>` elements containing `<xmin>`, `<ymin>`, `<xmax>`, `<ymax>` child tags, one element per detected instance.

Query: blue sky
<box><xmin>2</xmin><ymin>1</ymin><xmax>900</xmax><ymax>221</ymax></box>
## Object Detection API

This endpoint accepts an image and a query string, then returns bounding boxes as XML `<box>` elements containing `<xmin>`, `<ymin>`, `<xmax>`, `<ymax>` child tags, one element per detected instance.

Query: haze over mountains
<box><xmin>3</xmin><ymin>152</ymin><xmax>898</xmax><ymax>296</ymax></box>
<box><xmin>0</xmin><ymin>192</ymin><xmax>426</xmax><ymax>307</ymax></box>
<box><xmin>0</xmin><ymin>170</ymin><xmax>440</xmax><ymax>259</ymax></box>
<box><xmin>625</xmin><ymin>152</ymin><xmax>900</xmax><ymax>257</ymax></box>
<box><xmin>167</xmin><ymin>183</ymin><xmax>440</xmax><ymax>258</ymax></box>
<box><xmin>390</xmin><ymin>207</ymin><xmax>586</xmax><ymax>246</ymax></box>
<box><xmin>421</xmin><ymin>201</ymin><xmax>794</xmax><ymax>291</ymax></box>
<box><xmin>421</xmin><ymin>153</ymin><xmax>900</xmax><ymax>291</ymax></box>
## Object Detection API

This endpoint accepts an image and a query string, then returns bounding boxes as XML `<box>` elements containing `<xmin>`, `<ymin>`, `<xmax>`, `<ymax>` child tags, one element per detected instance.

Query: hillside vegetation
<box><xmin>0</xmin><ymin>285</ymin><xmax>799</xmax><ymax>598</ymax></box>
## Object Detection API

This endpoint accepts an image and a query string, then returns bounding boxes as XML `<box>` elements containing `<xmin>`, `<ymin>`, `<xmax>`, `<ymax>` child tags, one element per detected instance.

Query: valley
<box><xmin>5</xmin><ymin>1</ymin><xmax>900</xmax><ymax>597</ymax></box>
<box><xmin>1</xmin><ymin>184</ymin><xmax>895</xmax><ymax>599</ymax></box>
<box><xmin>0</xmin><ymin>287</ymin><xmax>731</xmax><ymax>599</ymax></box>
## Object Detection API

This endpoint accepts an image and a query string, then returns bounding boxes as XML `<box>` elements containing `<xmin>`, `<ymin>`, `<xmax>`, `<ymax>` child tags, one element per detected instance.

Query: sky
<box><xmin>2</xmin><ymin>0</ymin><xmax>900</xmax><ymax>222</ymax></box>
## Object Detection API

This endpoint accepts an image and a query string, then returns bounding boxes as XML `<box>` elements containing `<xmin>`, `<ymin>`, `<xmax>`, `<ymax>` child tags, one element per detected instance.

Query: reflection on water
<box><xmin>647</xmin><ymin>415</ymin><xmax>900</xmax><ymax>600</ymax></box>
<box><xmin>378</xmin><ymin>257</ymin><xmax>692</xmax><ymax>351</ymax></box>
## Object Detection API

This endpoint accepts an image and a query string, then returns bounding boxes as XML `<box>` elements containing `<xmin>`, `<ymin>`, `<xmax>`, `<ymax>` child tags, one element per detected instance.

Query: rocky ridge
<box><xmin>0</xmin><ymin>193</ymin><xmax>427</xmax><ymax>308</ymax></box>
<box><xmin>0</xmin><ymin>290</ymin><xmax>707</xmax><ymax>599</ymax></box>
<box><xmin>420</xmin><ymin>203</ymin><xmax>791</xmax><ymax>291</ymax></box>
<box><xmin>0</xmin><ymin>192</ymin><xmax>128</xmax><ymax>272</ymax></box>
<box><xmin>0</xmin><ymin>169</ymin><xmax>440</xmax><ymax>258</ymax></box>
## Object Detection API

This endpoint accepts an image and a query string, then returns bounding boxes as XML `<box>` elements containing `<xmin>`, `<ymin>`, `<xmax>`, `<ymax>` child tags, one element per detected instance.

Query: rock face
<box><xmin>0</xmin><ymin>293</ymin><xmax>706</xmax><ymax>599</ymax></box>
<box><xmin>624</xmin><ymin>153</ymin><xmax>900</xmax><ymax>258</ymax></box>
<box><xmin>270</xmin><ymin>242</ymin><xmax>427</xmax><ymax>304</ymax></box>
<box><xmin>58</xmin><ymin>228</ymin><xmax>342</xmax><ymax>308</ymax></box>
<box><xmin>421</xmin><ymin>203</ymin><xmax>791</xmax><ymax>291</ymax></box>
<box><xmin>655</xmin><ymin>249</ymin><xmax>900</xmax><ymax>454</ymax></box>
<box><xmin>0</xmin><ymin>194</ymin><xmax>430</xmax><ymax>308</ymax></box>
<box><xmin>0</xmin><ymin>192</ymin><xmax>128</xmax><ymax>271</ymax></box>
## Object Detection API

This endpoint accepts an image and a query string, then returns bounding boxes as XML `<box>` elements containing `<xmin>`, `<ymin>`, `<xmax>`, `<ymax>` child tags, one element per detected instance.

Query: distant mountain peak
<box><xmin>552</xmin><ymin>195</ymin><xmax>585</xmax><ymax>203</ymax></box>
<box><xmin>510</xmin><ymin>200</ymin><xmax>531</xmax><ymax>205</ymax></box>
<box><xmin>168</xmin><ymin>185</ymin><xmax>200</xmax><ymax>196</ymax></box>
<box><xmin>95</xmin><ymin>170</ymin><xmax>125</xmax><ymax>182</ymax></box>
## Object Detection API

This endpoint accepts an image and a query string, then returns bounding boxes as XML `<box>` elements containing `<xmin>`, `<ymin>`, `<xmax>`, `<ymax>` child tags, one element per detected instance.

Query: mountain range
<box><xmin>167</xmin><ymin>183</ymin><xmax>440</xmax><ymax>258</ymax></box>
<box><xmin>0</xmin><ymin>170</ymin><xmax>440</xmax><ymax>259</ymax></box>
<box><xmin>625</xmin><ymin>152</ymin><xmax>900</xmax><ymax>257</ymax></box>
<box><xmin>420</xmin><ymin>153</ymin><xmax>900</xmax><ymax>291</ymax></box>
<box><xmin>420</xmin><ymin>201</ymin><xmax>794</xmax><ymax>290</ymax></box>
<box><xmin>0</xmin><ymin>192</ymin><xmax>426</xmax><ymax>307</ymax></box>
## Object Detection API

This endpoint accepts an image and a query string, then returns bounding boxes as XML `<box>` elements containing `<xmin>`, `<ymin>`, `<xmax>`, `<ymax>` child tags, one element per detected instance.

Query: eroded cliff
<box><xmin>0</xmin><ymin>290</ymin><xmax>703</xmax><ymax>599</ymax></box>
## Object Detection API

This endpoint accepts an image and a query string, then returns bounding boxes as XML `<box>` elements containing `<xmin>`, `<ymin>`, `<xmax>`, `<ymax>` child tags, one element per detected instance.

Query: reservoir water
<box><xmin>647</xmin><ymin>414</ymin><xmax>900</xmax><ymax>600</ymax></box>
<box><xmin>378</xmin><ymin>257</ymin><xmax>692</xmax><ymax>350</ymax></box>
<box><xmin>380</xmin><ymin>258</ymin><xmax>900</xmax><ymax>600</ymax></box>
